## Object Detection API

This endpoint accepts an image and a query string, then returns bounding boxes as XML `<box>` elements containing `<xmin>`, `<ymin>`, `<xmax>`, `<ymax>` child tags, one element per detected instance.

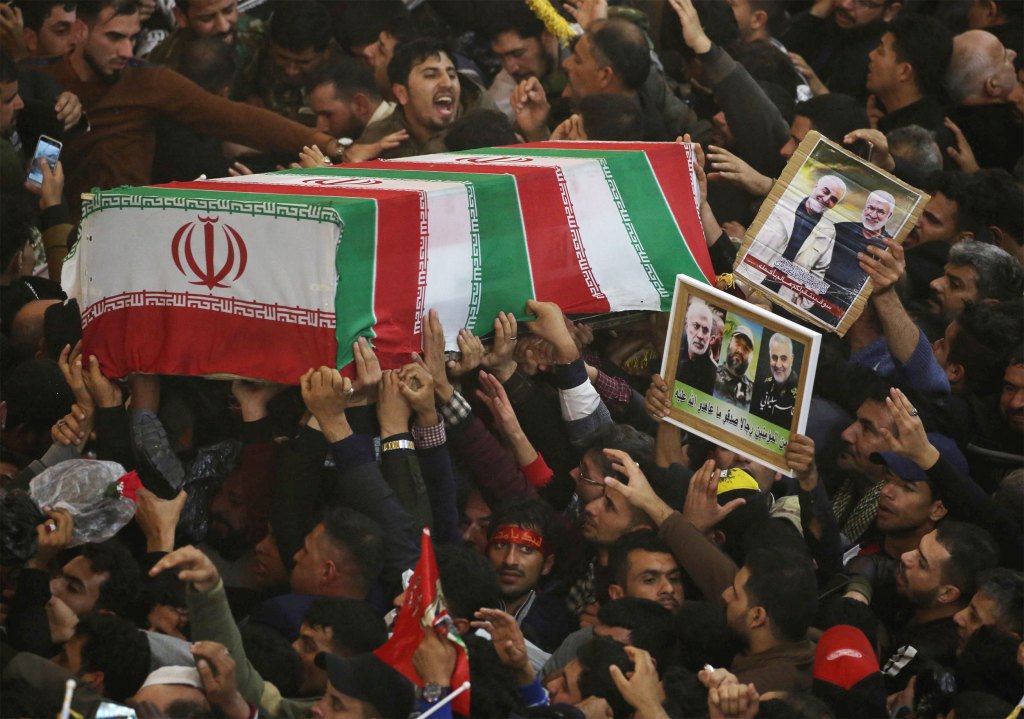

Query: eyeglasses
<box><xmin>575</xmin><ymin>461</ymin><xmax>607</xmax><ymax>497</ymax></box>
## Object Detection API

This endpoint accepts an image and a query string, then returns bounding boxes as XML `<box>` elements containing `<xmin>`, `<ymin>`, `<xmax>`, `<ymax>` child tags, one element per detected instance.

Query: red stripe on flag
<box><xmin>517</xmin><ymin>142</ymin><xmax>717</xmax><ymax>283</ymax></box>
<box><xmin>171</xmin><ymin>180</ymin><xmax>429</xmax><ymax>369</ymax></box>
<box><xmin>82</xmin><ymin>305</ymin><xmax>336</xmax><ymax>383</ymax></box>
<box><xmin>368</xmin><ymin>160</ymin><xmax>612</xmax><ymax>314</ymax></box>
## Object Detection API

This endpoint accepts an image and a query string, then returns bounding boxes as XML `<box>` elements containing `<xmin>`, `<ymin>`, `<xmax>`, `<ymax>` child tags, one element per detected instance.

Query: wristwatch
<box><xmin>418</xmin><ymin>683</ymin><xmax>450</xmax><ymax>704</ymax></box>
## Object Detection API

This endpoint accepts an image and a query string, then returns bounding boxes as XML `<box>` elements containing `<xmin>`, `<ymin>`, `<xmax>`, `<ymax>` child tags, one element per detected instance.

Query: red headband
<box><xmin>489</xmin><ymin>525</ymin><xmax>550</xmax><ymax>556</ymax></box>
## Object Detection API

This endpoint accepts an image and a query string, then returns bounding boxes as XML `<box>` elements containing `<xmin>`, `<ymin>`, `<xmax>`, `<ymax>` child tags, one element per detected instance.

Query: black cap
<box><xmin>314</xmin><ymin>652</ymin><xmax>415</xmax><ymax>717</ymax></box>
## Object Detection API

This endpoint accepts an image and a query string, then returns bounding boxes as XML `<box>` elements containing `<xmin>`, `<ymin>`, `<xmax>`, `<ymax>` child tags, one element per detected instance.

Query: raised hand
<box><xmin>420</xmin><ymin>309</ymin><xmax>454</xmax><ymax>402</ymax></box>
<box><xmin>706</xmin><ymin>145</ymin><xmax>773</xmax><ymax>197</ymax></box>
<box><xmin>880</xmin><ymin>387</ymin><xmax>938</xmax><ymax>470</ymax></box>
<box><xmin>447</xmin><ymin>329</ymin><xmax>485</xmax><ymax>377</ymax></box>
<box><xmin>82</xmin><ymin>354</ymin><xmax>123</xmax><ymax>408</ymax></box>
<box><xmin>150</xmin><ymin>545</ymin><xmax>221</xmax><ymax>593</ymax></box>
<box><xmin>377</xmin><ymin>370</ymin><xmax>413</xmax><ymax>436</ymax></box>
<box><xmin>399</xmin><ymin>360</ymin><xmax>438</xmax><ymax>426</ymax></box>
<box><xmin>471</xmin><ymin>608</ymin><xmax>533</xmax><ymax>683</ymax></box>
<box><xmin>603</xmin><ymin>448</ymin><xmax>673</xmax><ymax>526</ymax></box>
<box><xmin>481</xmin><ymin>311</ymin><xmax>519</xmax><ymax>382</ymax></box>
<box><xmin>681</xmin><ymin>460</ymin><xmax>745</xmax><ymax>533</ymax></box>
<box><xmin>511</xmin><ymin>77</ymin><xmax>551</xmax><ymax>142</ymax></box>
<box><xmin>300</xmin><ymin>367</ymin><xmax>352</xmax><ymax>442</ymax></box>
<box><xmin>645</xmin><ymin>373</ymin><xmax>672</xmax><ymax>420</ymax></box>
<box><xmin>524</xmin><ymin>300</ymin><xmax>578</xmax><ymax>363</ymax></box>
<box><xmin>860</xmin><ymin>238</ymin><xmax>904</xmax><ymax>295</ymax></box>
<box><xmin>350</xmin><ymin>336</ymin><xmax>383</xmax><ymax>402</ymax></box>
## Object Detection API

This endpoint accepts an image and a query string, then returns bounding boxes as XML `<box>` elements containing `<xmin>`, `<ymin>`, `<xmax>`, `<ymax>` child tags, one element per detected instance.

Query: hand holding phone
<box><xmin>26</xmin><ymin>134</ymin><xmax>62</xmax><ymax>188</ymax></box>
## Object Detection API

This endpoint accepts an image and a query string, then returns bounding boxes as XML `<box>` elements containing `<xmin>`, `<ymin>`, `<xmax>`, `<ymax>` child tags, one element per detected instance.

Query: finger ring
<box><xmin>908</xmin><ymin>408</ymin><xmax>919</xmax><ymax>416</ymax></box>
<box><xmin>57</xmin><ymin>419</ymin><xmax>66</xmax><ymax>427</ymax></box>
<box><xmin>45</xmin><ymin>521</ymin><xmax>57</xmax><ymax>533</ymax></box>
<box><xmin>509</xmin><ymin>336</ymin><xmax>518</xmax><ymax>341</ymax></box>
<box><xmin>344</xmin><ymin>387</ymin><xmax>355</xmax><ymax>395</ymax></box>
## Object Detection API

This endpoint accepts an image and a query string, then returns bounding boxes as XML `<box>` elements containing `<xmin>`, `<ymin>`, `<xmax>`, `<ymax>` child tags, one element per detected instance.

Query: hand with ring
<box><xmin>879</xmin><ymin>388</ymin><xmax>938</xmax><ymax>471</ymax></box>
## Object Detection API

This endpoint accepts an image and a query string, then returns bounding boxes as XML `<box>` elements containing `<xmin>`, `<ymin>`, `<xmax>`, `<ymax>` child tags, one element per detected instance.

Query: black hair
<box><xmin>745</xmin><ymin>0</ymin><xmax>788</xmax><ymax>37</ymax></box>
<box><xmin>794</xmin><ymin>94</ymin><xmax>870</xmax><ymax>143</ymax></box>
<box><xmin>80</xmin><ymin>539</ymin><xmax>141</xmax><ymax>617</ymax></box>
<box><xmin>581</xmin><ymin>423</ymin><xmax>655</xmax><ymax>480</ymax></box>
<box><xmin>76</xmin><ymin>613</ymin><xmax>150</xmax><ymax>702</ymax></box>
<box><xmin>178</xmin><ymin>37</ymin><xmax>236</xmax><ymax>93</ymax></box>
<box><xmin>734</xmin><ymin>40</ymin><xmax>801</xmax><ymax>99</ymax></box>
<box><xmin>961</xmin><ymin>169</ymin><xmax>1024</xmax><ymax>246</ymax></box>
<box><xmin>0</xmin><ymin>192</ymin><xmax>36</xmax><ymax>271</ymax></box>
<box><xmin>607</xmin><ymin>529</ymin><xmax>675</xmax><ymax>587</ymax></box>
<box><xmin>950</xmin><ymin>692</ymin><xmax>1014</xmax><ymax>719</ymax></box>
<box><xmin>435</xmin><ymin>545</ymin><xmax>501</xmax><ymax>621</ymax></box>
<box><xmin>661</xmin><ymin>666</ymin><xmax>707</xmax><ymax>718</ymax></box>
<box><xmin>921</xmin><ymin>170</ymin><xmax>973</xmax><ymax>234</ymax></box>
<box><xmin>302</xmin><ymin>597</ymin><xmax>387</xmax><ymax>654</ymax></box>
<box><xmin>736</xmin><ymin>516</ymin><xmax>808</xmax><ymax>566</ymax></box>
<box><xmin>672</xmin><ymin>601</ymin><xmax>742</xmax><ymax>671</ymax></box>
<box><xmin>462</xmin><ymin>633</ymin><xmax>521</xmax><ymax>718</ymax></box>
<box><xmin>0</xmin><ymin>51</ymin><xmax>20</xmax><ymax>84</ymax></box>
<box><xmin>587</xmin><ymin>18</ymin><xmax>650</xmax><ymax>91</ymax></box>
<box><xmin>19</xmin><ymin>2</ymin><xmax>76</xmax><ymax>32</ymax></box>
<box><xmin>974</xmin><ymin>567</ymin><xmax>1024</xmax><ymax>637</ymax></box>
<box><xmin>886</xmin><ymin>14</ymin><xmax>953</xmax><ymax>98</ymax></box>
<box><xmin>239</xmin><ymin>624</ymin><xmax>304</xmax><ymax>698</ymax></box>
<box><xmin>955</xmin><ymin>625</ymin><xmax>1023</xmax><ymax>705</ymax></box>
<box><xmin>306</xmin><ymin>56</ymin><xmax>380</xmax><ymax>99</ymax></box>
<box><xmin>576</xmin><ymin>636</ymin><xmax>634</xmax><ymax>718</ymax></box>
<box><xmin>950</xmin><ymin>300</ymin><xmax>1024</xmax><ymax>397</ymax></box>
<box><xmin>758</xmin><ymin>692</ymin><xmax>835</xmax><ymax>719</ymax></box>
<box><xmin>487</xmin><ymin>497</ymin><xmax>558</xmax><ymax>542</ymax></box>
<box><xmin>387</xmin><ymin>36</ymin><xmax>453</xmax><ymax>88</ymax></box>
<box><xmin>319</xmin><ymin>506</ymin><xmax>385</xmax><ymax>595</ymax></box>
<box><xmin>597</xmin><ymin>597</ymin><xmax>676</xmax><ymax>667</ymax></box>
<box><xmin>269</xmin><ymin>0</ymin><xmax>332</xmax><ymax>53</ymax></box>
<box><xmin>716</xmin><ymin>492</ymin><xmax>772</xmax><ymax>563</ymax></box>
<box><xmin>482</xmin><ymin>1</ymin><xmax>546</xmax><ymax>44</ymax></box>
<box><xmin>742</xmin><ymin>548</ymin><xmax>818</xmax><ymax>643</ymax></box>
<box><xmin>934</xmin><ymin>520</ymin><xmax>999</xmax><ymax>597</ymax></box>
<box><xmin>444</xmin><ymin>109</ymin><xmax>518</xmax><ymax>151</ymax></box>
<box><xmin>578</xmin><ymin>93</ymin><xmax>644</xmax><ymax>141</ymax></box>
<box><xmin>75</xmin><ymin>0</ymin><xmax>139</xmax><ymax>23</ymax></box>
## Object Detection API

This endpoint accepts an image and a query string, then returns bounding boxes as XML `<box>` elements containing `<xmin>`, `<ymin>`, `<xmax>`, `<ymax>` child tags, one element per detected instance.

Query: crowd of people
<box><xmin>1</xmin><ymin>0</ymin><xmax>1023</xmax><ymax>717</ymax></box>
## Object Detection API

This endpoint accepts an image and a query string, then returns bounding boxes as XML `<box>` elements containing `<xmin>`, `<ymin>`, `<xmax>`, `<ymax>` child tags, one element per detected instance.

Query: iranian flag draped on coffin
<box><xmin>63</xmin><ymin>142</ymin><xmax>713</xmax><ymax>384</ymax></box>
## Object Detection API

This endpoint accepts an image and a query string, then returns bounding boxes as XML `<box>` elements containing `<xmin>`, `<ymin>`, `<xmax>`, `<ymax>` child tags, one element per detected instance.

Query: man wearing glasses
<box><xmin>782</xmin><ymin>0</ymin><xmax>903</xmax><ymax>101</ymax></box>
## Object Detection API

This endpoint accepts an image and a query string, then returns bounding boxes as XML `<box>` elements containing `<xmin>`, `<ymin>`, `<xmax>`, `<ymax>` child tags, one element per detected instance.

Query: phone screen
<box><xmin>27</xmin><ymin>135</ymin><xmax>62</xmax><ymax>187</ymax></box>
<box><xmin>93</xmin><ymin>701</ymin><xmax>138</xmax><ymax>719</ymax></box>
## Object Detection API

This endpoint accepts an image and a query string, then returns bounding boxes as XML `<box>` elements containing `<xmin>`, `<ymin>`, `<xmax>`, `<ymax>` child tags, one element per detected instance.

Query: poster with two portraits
<box><xmin>661</xmin><ymin>132</ymin><xmax>926</xmax><ymax>475</ymax></box>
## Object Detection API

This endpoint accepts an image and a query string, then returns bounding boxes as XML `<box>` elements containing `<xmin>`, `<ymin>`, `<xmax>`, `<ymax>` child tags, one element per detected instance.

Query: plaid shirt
<box><xmin>439</xmin><ymin>390</ymin><xmax>472</xmax><ymax>429</ymax></box>
<box><xmin>412</xmin><ymin>420</ymin><xmax>446</xmax><ymax>449</ymax></box>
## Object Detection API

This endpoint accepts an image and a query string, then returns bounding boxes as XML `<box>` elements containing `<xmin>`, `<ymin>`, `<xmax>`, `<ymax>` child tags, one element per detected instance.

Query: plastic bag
<box><xmin>176</xmin><ymin>439</ymin><xmax>242</xmax><ymax>546</ymax></box>
<box><xmin>28</xmin><ymin>460</ymin><xmax>139</xmax><ymax>546</ymax></box>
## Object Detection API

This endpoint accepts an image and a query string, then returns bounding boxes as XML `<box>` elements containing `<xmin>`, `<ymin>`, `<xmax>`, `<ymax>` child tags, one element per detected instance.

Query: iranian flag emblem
<box><xmin>64</xmin><ymin>142</ymin><xmax>712</xmax><ymax>383</ymax></box>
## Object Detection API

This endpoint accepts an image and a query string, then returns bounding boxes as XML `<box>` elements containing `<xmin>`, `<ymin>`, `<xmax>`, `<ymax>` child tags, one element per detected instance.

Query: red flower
<box><xmin>115</xmin><ymin>471</ymin><xmax>143</xmax><ymax>503</ymax></box>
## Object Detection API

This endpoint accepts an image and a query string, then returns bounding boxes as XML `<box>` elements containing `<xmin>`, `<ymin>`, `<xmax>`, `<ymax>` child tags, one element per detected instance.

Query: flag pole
<box><xmin>416</xmin><ymin>681</ymin><xmax>471</xmax><ymax>719</ymax></box>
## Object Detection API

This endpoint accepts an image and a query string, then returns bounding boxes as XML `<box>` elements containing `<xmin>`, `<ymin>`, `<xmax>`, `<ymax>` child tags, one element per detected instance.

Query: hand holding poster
<box><xmin>732</xmin><ymin>131</ymin><xmax>927</xmax><ymax>335</ymax></box>
<box><xmin>660</xmin><ymin>276</ymin><xmax>820</xmax><ymax>475</ymax></box>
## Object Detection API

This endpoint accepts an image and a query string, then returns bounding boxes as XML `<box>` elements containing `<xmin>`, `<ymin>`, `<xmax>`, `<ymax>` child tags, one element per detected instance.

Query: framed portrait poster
<box><xmin>660</xmin><ymin>275</ymin><xmax>821</xmax><ymax>475</ymax></box>
<box><xmin>733</xmin><ymin>131</ymin><xmax>927</xmax><ymax>335</ymax></box>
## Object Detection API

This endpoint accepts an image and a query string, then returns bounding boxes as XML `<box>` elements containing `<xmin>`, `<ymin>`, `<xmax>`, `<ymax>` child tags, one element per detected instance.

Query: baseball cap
<box><xmin>717</xmin><ymin>468</ymin><xmax>760</xmax><ymax>495</ymax></box>
<box><xmin>870</xmin><ymin>433</ymin><xmax>970</xmax><ymax>487</ymax></box>
<box><xmin>730</xmin><ymin>325</ymin><xmax>755</xmax><ymax>346</ymax></box>
<box><xmin>314</xmin><ymin>652</ymin><xmax>414</xmax><ymax>717</ymax></box>
<box><xmin>813</xmin><ymin>625</ymin><xmax>886</xmax><ymax>719</ymax></box>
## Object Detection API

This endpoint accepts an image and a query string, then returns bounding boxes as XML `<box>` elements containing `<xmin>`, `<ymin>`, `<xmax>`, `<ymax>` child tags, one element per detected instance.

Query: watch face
<box><xmin>421</xmin><ymin>683</ymin><xmax>448</xmax><ymax>702</ymax></box>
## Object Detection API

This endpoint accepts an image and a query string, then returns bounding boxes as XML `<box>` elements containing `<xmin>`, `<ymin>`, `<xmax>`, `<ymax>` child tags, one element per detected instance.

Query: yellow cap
<box><xmin>717</xmin><ymin>468</ymin><xmax>759</xmax><ymax>494</ymax></box>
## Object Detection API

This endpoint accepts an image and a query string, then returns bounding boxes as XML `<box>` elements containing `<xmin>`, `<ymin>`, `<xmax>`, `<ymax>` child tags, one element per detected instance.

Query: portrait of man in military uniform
<box><xmin>749</xmin><ymin>333</ymin><xmax>800</xmax><ymax>427</ymax></box>
<box><xmin>713</xmin><ymin>324</ymin><xmax>757</xmax><ymax>411</ymax></box>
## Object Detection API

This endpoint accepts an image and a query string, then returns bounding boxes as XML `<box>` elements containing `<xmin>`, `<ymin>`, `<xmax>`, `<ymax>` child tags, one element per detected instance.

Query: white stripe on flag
<box><xmin>396</xmin><ymin>154</ymin><xmax>664</xmax><ymax>310</ymax></box>
<box><xmin>71</xmin><ymin>203</ymin><xmax>339</xmax><ymax>326</ymax></box>
<box><xmin>210</xmin><ymin>173</ymin><xmax>476</xmax><ymax>348</ymax></box>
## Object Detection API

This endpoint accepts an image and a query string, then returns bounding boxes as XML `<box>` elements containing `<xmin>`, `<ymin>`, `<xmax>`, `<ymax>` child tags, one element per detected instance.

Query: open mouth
<box><xmin>435</xmin><ymin>95</ymin><xmax>455</xmax><ymax>118</ymax></box>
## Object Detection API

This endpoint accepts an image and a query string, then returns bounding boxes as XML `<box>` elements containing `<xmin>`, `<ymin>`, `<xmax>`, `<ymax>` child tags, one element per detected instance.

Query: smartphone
<box><xmin>26</xmin><ymin>134</ymin><xmax>62</xmax><ymax>187</ymax></box>
<box><xmin>92</xmin><ymin>701</ymin><xmax>138</xmax><ymax>719</ymax></box>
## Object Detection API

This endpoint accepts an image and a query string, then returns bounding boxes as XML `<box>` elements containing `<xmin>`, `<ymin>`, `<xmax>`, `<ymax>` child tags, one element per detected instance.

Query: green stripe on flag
<box><xmin>467</xmin><ymin>148</ymin><xmax>705</xmax><ymax>312</ymax></box>
<box><xmin>287</xmin><ymin>167</ymin><xmax>534</xmax><ymax>335</ymax></box>
<box><xmin>96</xmin><ymin>185</ymin><xmax>380</xmax><ymax>370</ymax></box>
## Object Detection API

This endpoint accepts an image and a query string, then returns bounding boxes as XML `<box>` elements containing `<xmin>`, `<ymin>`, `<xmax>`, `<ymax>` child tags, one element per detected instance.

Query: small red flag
<box><xmin>374</xmin><ymin>528</ymin><xmax>471</xmax><ymax>715</ymax></box>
